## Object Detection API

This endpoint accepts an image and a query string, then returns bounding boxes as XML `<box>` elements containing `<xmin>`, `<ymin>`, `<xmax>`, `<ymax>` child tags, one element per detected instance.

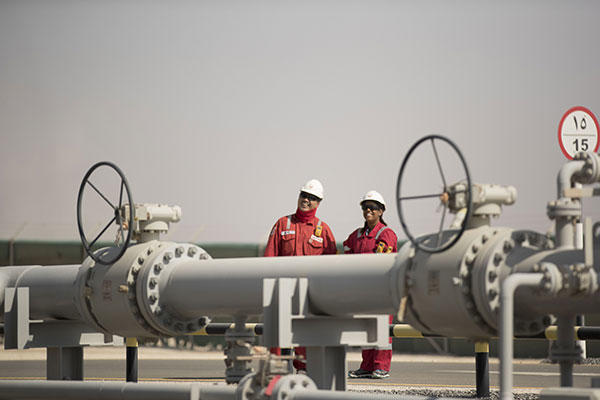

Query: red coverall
<box><xmin>264</xmin><ymin>213</ymin><xmax>337</xmax><ymax>370</ymax></box>
<box><xmin>343</xmin><ymin>221</ymin><xmax>397</xmax><ymax>372</ymax></box>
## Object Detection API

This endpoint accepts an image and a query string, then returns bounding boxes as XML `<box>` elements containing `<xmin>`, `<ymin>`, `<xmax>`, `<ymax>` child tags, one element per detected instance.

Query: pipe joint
<box><xmin>572</xmin><ymin>151</ymin><xmax>600</xmax><ymax>185</ymax></box>
<box><xmin>557</xmin><ymin>160</ymin><xmax>586</xmax><ymax>198</ymax></box>
<box><xmin>533</xmin><ymin>263</ymin><xmax>563</xmax><ymax>295</ymax></box>
<box><xmin>546</xmin><ymin>198</ymin><xmax>581</xmax><ymax>221</ymax></box>
<box><xmin>568</xmin><ymin>263</ymin><xmax>599</xmax><ymax>295</ymax></box>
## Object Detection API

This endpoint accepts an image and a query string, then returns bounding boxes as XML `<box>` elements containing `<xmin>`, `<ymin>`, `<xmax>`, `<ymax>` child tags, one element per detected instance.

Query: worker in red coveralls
<box><xmin>344</xmin><ymin>190</ymin><xmax>397</xmax><ymax>379</ymax></box>
<box><xmin>264</xmin><ymin>178</ymin><xmax>337</xmax><ymax>373</ymax></box>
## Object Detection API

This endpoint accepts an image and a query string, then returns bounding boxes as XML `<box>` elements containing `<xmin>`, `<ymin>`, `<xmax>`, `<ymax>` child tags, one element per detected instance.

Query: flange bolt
<box><xmin>493</xmin><ymin>253</ymin><xmax>503</xmax><ymax>266</ymax></box>
<box><xmin>149</xmin><ymin>278</ymin><xmax>157</xmax><ymax>289</ymax></box>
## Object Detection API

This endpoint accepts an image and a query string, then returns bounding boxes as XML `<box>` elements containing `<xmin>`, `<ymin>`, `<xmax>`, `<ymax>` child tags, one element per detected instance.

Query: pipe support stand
<box><xmin>224</xmin><ymin>315</ymin><xmax>254</xmax><ymax>384</ymax></box>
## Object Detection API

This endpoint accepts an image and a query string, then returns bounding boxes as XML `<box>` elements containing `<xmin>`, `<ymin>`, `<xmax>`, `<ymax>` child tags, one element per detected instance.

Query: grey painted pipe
<box><xmin>161</xmin><ymin>253</ymin><xmax>400</xmax><ymax>317</ymax></box>
<box><xmin>0</xmin><ymin>380</ymin><xmax>235</xmax><ymax>400</ymax></box>
<box><xmin>290</xmin><ymin>392</ymin><xmax>456</xmax><ymax>400</ymax></box>
<box><xmin>557</xmin><ymin>160</ymin><xmax>585</xmax><ymax>199</ymax></box>
<box><xmin>0</xmin><ymin>265</ymin><xmax>82</xmax><ymax>321</ymax></box>
<box><xmin>499</xmin><ymin>273</ymin><xmax>543</xmax><ymax>400</ymax></box>
<box><xmin>557</xmin><ymin>315</ymin><xmax>576</xmax><ymax>387</ymax></box>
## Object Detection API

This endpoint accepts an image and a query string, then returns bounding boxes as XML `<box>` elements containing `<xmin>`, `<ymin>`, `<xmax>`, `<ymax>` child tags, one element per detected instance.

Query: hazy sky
<box><xmin>1</xmin><ymin>0</ymin><xmax>599</xmax><ymax>245</ymax></box>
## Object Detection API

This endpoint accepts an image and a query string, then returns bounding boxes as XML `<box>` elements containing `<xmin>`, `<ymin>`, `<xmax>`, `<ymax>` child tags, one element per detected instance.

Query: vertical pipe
<box><xmin>556</xmin><ymin>315</ymin><xmax>576</xmax><ymax>387</ymax></box>
<box><xmin>575</xmin><ymin>212</ymin><xmax>587</xmax><ymax>359</ymax></box>
<box><xmin>126</xmin><ymin>338</ymin><xmax>138</xmax><ymax>383</ymax></box>
<box><xmin>475</xmin><ymin>341</ymin><xmax>489</xmax><ymax>398</ymax></box>
<box><xmin>555</xmin><ymin>217</ymin><xmax>575</xmax><ymax>249</ymax></box>
<box><xmin>576</xmin><ymin>315</ymin><xmax>586</xmax><ymax>360</ymax></box>
<box><xmin>500</xmin><ymin>273</ymin><xmax>543</xmax><ymax>400</ymax></box>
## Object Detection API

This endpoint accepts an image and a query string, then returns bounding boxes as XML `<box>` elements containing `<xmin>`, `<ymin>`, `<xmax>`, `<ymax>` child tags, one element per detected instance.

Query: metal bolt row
<box><xmin>143</xmin><ymin>244</ymin><xmax>211</xmax><ymax>336</ymax></box>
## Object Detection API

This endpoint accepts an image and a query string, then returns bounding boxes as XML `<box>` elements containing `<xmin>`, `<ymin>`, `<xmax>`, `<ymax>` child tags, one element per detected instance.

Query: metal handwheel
<box><xmin>77</xmin><ymin>161</ymin><xmax>134</xmax><ymax>265</ymax></box>
<box><xmin>396</xmin><ymin>135</ymin><xmax>472</xmax><ymax>253</ymax></box>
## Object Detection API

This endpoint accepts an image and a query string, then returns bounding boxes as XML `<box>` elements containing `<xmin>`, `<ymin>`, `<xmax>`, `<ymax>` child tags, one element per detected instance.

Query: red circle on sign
<box><xmin>557</xmin><ymin>106</ymin><xmax>600</xmax><ymax>160</ymax></box>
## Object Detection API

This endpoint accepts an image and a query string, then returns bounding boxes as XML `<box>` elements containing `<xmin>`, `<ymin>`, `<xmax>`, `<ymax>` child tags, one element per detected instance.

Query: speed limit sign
<box><xmin>558</xmin><ymin>106</ymin><xmax>599</xmax><ymax>160</ymax></box>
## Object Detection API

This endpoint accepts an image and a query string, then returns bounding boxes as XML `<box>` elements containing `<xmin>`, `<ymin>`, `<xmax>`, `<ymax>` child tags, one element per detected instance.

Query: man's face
<box><xmin>298</xmin><ymin>191</ymin><xmax>320</xmax><ymax>211</ymax></box>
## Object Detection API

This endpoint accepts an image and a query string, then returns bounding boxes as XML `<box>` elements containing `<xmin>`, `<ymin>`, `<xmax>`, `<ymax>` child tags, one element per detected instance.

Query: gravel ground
<box><xmin>541</xmin><ymin>357</ymin><xmax>600</xmax><ymax>365</ymax></box>
<box><xmin>357</xmin><ymin>388</ymin><xmax>538</xmax><ymax>399</ymax></box>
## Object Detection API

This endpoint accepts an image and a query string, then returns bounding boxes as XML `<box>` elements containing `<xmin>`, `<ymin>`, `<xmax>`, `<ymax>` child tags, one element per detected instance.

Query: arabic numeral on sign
<box><xmin>573</xmin><ymin>116</ymin><xmax>587</xmax><ymax>130</ymax></box>
<box><xmin>572</xmin><ymin>138</ymin><xmax>589</xmax><ymax>152</ymax></box>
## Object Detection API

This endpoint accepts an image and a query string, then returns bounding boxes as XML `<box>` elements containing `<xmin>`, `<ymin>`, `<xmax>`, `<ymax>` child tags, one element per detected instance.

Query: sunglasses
<box><xmin>361</xmin><ymin>202</ymin><xmax>381</xmax><ymax>211</ymax></box>
<box><xmin>300</xmin><ymin>192</ymin><xmax>320</xmax><ymax>202</ymax></box>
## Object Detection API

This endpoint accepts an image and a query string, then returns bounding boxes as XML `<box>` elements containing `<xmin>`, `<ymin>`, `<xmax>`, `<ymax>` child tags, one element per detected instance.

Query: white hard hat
<box><xmin>300</xmin><ymin>179</ymin><xmax>324</xmax><ymax>200</ymax></box>
<box><xmin>360</xmin><ymin>190</ymin><xmax>386</xmax><ymax>208</ymax></box>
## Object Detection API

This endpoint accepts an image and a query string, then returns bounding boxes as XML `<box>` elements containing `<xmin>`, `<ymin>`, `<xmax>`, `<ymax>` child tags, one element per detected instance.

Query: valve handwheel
<box><xmin>396</xmin><ymin>135</ymin><xmax>472</xmax><ymax>253</ymax></box>
<box><xmin>77</xmin><ymin>161</ymin><xmax>135</xmax><ymax>265</ymax></box>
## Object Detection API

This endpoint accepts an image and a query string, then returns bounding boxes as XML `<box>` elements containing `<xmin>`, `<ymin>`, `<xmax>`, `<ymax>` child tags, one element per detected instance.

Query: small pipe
<box><xmin>0</xmin><ymin>380</ymin><xmax>236</xmax><ymax>400</ymax></box>
<box><xmin>126</xmin><ymin>337</ymin><xmax>138</xmax><ymax>383</ymax></box>
<box><xmin>556</xmin><ymin>315</ymin><xmax>576</xmax><ymax>387</ymax></box>
<box><xmin>187</xmin><ymin>323</ymin><xmax>600</xmax><ymax>340</ymax></box>
<box><xmin>557</xmin><ymin>160</ymin><xmax>585</xmax><ymax>198</ymax></box>
<box><xmin>475</xmin><ymin>341</ymin><xmax>490</xmax><ymax>398</ymax></box>
<box><xmin>499</xmin><ymin>273</ymin><xmax>543</xmax><ymax>400</ymax></box>
<box><xmin>291</xmin><ymin>392</ymin><xmax>455</xmax><ymax>400</ymax></box>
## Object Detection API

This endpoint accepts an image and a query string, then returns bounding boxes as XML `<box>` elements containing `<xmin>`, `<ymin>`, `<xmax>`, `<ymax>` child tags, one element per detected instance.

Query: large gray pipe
<box><xmin>0</xmin><ymin>380</ymin><xmax>235</xmax><ymax>400</ymax></box>
<box><xmin>0</xmin><ymin>241</ymin><xmax>405</xmax><ymax>338</ymax></box>
<box><xmin>162</xmin><ymin>253</ymin><xmax>402</xmax><ymax>317</ymax></box>
<box><xmin>0</xmin><ymin>265</ymin><xmax>82</xmax><ymax>321</ymax></box>
<box><xmin>0</xmin><ymin>224</ymin><xmax>596</xmax><ymax>341</ymax></box>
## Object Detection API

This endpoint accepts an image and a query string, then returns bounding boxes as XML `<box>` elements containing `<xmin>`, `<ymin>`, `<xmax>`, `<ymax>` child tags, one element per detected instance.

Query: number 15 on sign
<box><xmin>558</xmin><ymin>106</ymin><xmax>599</xmax><ymax>160</ymax></box>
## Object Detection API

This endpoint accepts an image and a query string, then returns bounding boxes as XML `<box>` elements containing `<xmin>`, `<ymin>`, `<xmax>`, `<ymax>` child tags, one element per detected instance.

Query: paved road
<box><xmin>1</xmin><ymin>351</ymin><xmax>599</xmax><ymax>392</ymax></box>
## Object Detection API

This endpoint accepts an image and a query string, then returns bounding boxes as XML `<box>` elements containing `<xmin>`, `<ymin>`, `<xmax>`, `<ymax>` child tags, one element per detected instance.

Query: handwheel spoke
<box><xmin>398</xmin><ymin>193</ymin><xmax>445</xmax><ymax>201</ymax></box>
<box><xmin>115</xmin><ymin>223</ymin><xmax>124</xmax><ymax>247</ymax></box>
<box><xmin>436</xmin><ymin>205</ymin><xmax>447</xmax><ymax>248</ymax></box>
<box><xmin>118</xmin><ymin>180</ymin><xmax>124</xmax><ymax>208</ymax></box>
<box><xmin>90</xmin><ymin>215</ymin><xmax>117</xmax><ymax>248</ymax></box>
<box><xmin>87</xmin><ymin>180</ymin><xmax>116</xmax><ymax>209</ymax></box>
<box><xmin>431</xmin><ymin>138</ymin><xmax>447</xmax><ymax>188</ymax></box>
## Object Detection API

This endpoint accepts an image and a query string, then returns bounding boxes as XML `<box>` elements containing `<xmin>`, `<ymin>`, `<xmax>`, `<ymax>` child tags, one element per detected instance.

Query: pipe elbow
<box><xmin>502</xmin><ymin>273</ymin><xmax>544</xmax><ymax>301</ymax></box>
<box><xmin>557</xmin><ymin>161</ymin><xmax>585</xmax><ymax>198</ymax></box>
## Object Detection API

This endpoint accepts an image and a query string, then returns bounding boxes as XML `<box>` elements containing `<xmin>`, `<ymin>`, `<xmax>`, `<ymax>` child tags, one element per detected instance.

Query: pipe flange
<box><xmin>573</xmin><ymin>151</ymin><xmax>600</xmax><ymax>184</ymax></box>
<box><xmin>532</xmin><ymin>262</ymin><xmax>563</xmax><ymax>295</ymax></box>
<box><xmin>236</xmin><ymin>372</ymin><xmax>258</xmax><ymax>400</ymax></box>
<box><xmin>270</xmin><ymin>374</ymin><xmax>318</xmax><ymax>400</ymax></box>
<box><xmin>137</xmin><ymin>242</ymin><xmax>212</xmax><ymax>336</ymax></box>
<box><xmin>473</xmin><ymin>230</ymin><xmax>552</xmax><ymax>336</ymax></box>
<box><xmin>562</xmin><ymin>263</ymin><xmax>599</xmax><ymax>295</ymax></box>
<box><xmin>456</xmin><ymin>228</ymin><xmax>503</xmax><ymax>336</ymax></box>
<box><xmin>124</xmin><ymin>241</ymin><xmax>164</xmax><ymax>337</ymax></box>
<box><xmin>547</xmin><ymin>198</ymin><xmax>581</xmax><ymax>219</ymax></box>
<box><xmin>75</xmin><ymin>256</ymin><xmax>113</xmax><ymax>335</ymax></box>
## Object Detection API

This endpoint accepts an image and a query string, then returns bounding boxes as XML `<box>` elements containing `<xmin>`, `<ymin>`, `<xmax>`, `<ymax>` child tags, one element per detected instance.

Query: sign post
<box><xmin>558</xmin><ymin>106</ymin><xmax>599</xmax><ymax>160</ymax></box>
